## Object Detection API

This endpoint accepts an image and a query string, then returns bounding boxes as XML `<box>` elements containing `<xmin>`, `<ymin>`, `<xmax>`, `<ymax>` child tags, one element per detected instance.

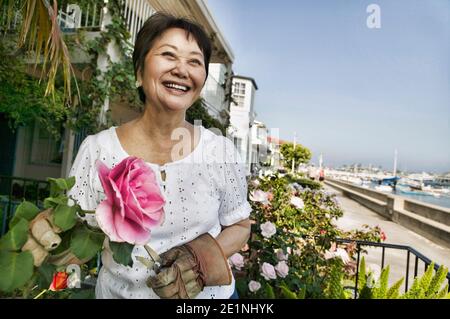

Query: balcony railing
<box><xmin>2</xmin><ymin>0</ymin><xmax>155</xmax><ymax>45</ymax></box>
<box><xmin>0</xmin><ymin>176</ymin><xmax>49</xmax><ymax>236</ymax></box>
<box><xmin>336</xmin><ymin>238</ymin><xmax>450</xmax><ymax>298</ymax></box>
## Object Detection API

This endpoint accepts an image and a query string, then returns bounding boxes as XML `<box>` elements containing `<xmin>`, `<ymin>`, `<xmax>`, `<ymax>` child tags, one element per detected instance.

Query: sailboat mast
<box><xmin>393</xmin><ymin>149</ymin><xmax>398</xmax><ymax>177</ymax></box>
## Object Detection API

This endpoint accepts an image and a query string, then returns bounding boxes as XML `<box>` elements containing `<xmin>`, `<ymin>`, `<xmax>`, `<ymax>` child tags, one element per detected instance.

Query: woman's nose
<box><xmin>171</xmin><ymin>61</ymin><xmax>189</xmax><ymax>79</ymax></box>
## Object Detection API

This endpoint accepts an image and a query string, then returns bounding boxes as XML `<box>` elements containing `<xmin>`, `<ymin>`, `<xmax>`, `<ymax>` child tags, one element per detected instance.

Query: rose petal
<box><xmin>95</xmin><ymin>200</ymin><xmax>122</xmax><ymax>242</ymax></box>
<box><xmin>96</xmin><ymin>160</ymin><xmax>114</xmax><ymax>200</ymax></box>
<box><xmin>114</xmin><ymin>213</ymin><xmax>151</xmax><ymax>245</ymax></box>
<box><xmin>109</xmin><ymin>176</ymin><xmax>126</xmax><ymax>219</ymax></box>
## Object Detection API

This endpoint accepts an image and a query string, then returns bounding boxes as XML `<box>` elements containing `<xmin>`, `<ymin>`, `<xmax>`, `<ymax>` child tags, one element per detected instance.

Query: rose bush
<box><xmin>235</xmin><ymin>172</ymin><xmax>386</xmax><ymax>299</ymax></box>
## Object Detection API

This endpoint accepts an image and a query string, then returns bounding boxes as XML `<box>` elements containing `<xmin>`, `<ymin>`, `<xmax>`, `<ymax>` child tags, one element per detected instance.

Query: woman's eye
<box><xmin>161</xmin><ymin>52</ymin><xmax>176</xmax><ymax>59</ymax></box>
<box><xmin>190</xmin><ymin>59</ymin><xmax>202</xmax><ymax>66</ymax></box>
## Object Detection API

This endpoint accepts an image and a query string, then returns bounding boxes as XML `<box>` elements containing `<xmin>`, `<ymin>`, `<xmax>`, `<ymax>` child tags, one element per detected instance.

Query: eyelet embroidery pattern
<box><xmin>67</xmin><ymin>127</ymin><xmax>252</xmax><ymax>299</ymax></box>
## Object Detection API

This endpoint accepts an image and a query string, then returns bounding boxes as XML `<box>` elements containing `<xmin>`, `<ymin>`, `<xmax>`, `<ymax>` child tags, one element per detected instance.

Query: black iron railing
<box><xmin>0</xmin><ymin>175</ymin><xmax>49</xmax><ymax>235</ymax></box>
<box><xmin>336</xmin><ymin>238</ymin><xmax>450</xmax><ymax>298</ymax></box>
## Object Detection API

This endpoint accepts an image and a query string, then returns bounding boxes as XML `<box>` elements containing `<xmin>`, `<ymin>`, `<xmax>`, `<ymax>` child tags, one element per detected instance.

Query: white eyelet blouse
<box><xmin>67</xmin><ymin>125</ymin><xmax>252</xmax><ymax>299</ymax></box>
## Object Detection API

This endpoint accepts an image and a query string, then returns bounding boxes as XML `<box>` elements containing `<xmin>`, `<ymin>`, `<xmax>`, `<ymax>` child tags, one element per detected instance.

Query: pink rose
<box><xmin>275</xmin><ymin>261</ymin><xmax>289</xmax><ymax>278</ymax></box>
<box><xmin>276</xmin><ymin>249</ymin><xmax>288</xmax><ymax>261</ymax></box>
<box><xmin>260</xmin><ymin>262</ymin><xmax>277</xmax><ymax>280</ymax></box>
<box><xmin>248</xmin><ymin>280</ymin><xmax>261</xmax><ymax>292</ymax></box>
<box><xmin>95</xmin><ymin>157</ymin><xmax>165</xmax><ymax>245</ymax></box>
<box><xmin>229</xmin><ymin>253</ymin><xmax>245</xmax><ymax>270</ymax></box>
<box><xmin>260</xmin><ymin>221</ymin><xmax>276</xmax><ymax>238</ymax></box>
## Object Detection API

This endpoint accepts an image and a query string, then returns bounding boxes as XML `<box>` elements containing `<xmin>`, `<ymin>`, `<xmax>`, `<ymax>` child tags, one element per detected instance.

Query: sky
<box><xmin>206</xmin><ymin>0</ymin><xmax>450</xmax><ymax>173</ymax></box>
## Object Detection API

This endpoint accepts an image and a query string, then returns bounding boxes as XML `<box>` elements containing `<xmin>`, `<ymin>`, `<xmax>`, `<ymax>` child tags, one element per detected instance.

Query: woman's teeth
<box><xmin>164</xmin><ymin>83</ymin><xmax>189</xmax><ymax>92</ymax></box>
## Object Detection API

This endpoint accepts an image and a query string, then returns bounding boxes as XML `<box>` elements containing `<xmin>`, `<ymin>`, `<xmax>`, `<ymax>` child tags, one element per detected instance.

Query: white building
<box><xmin>249</xmin><ymin>120</ymin><xmax>269</xmax><ymax>171</ymax></box>
<box><xmin>202</xmin><ymin>63</ymin><xmax>232</xmax><ymax>125</ymax></box>
<box><xmin>228</xmin><ymin>75</ymin><xmax>258</xmax><ymax>174</ymax></box>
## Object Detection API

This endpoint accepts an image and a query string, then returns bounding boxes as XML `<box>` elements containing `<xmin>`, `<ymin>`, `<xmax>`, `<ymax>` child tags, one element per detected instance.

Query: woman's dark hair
<box><xmin>133</xmin><ymin>12</ymin><xmax>212</xmax><ymax>103</ymax></box>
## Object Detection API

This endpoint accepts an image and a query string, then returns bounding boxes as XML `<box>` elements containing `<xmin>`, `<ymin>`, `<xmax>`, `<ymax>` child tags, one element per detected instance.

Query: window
<box><xmin>233</xmin><ymin>82</ymin><xmax>246</xmax><ymax>95</ymax></box>
<box><xmin>232</xmin><ymin>95</ymin><xmax>245</xmax><ymax>107</ymax></box>
<box><xmin>30</xmin><ymin>122</ymin><xmax>63</xmax><ymax>165</ymax></box>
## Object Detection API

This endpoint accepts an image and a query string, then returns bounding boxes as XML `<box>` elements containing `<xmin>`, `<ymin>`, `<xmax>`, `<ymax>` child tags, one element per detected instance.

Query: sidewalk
<box><xmin>324</xmin><ymin>183</ymin><xmax>450</xmax><ymax>288</ymax></box>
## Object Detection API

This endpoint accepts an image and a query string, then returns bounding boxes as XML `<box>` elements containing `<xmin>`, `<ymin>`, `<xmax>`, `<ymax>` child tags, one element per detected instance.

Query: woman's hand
<box><xmin>147</xmin><ymin>233</ymin><xmax>232</xmax><ymax>299</ymax></box>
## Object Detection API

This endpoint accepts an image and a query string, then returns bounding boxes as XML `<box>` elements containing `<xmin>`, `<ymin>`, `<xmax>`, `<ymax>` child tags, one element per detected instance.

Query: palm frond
<box><xmin>11</xmin><ymin>0</ymin><xmax>78</xmax><ymax>102</ymax></box>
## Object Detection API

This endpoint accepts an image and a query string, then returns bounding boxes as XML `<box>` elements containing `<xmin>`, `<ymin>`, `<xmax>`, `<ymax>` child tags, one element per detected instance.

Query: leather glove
<box><xmin>22</xmin><ymin>209</ymin><xmax>62</xmax><ymax>266</ymax></box>
<box><xmin>21</xmin><ymin>209</ymin><xmax>88</xmax><ymax>267</ymax></box>
<box><xmin>147</xmin><ymin>233</ymin><xmax>232</xmax><ymax>299</ymax></box>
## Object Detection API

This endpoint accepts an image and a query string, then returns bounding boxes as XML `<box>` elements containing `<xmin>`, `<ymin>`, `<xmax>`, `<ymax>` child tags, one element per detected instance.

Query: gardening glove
<box><xmin>22</xmin><ymin>209</ymin><xmax>63</xmax><ymax>267</ymax></box>
<box><xmin>147</xmin><ymin>233</ymin><xmax>232</xmax><ymax>299</ymax></box>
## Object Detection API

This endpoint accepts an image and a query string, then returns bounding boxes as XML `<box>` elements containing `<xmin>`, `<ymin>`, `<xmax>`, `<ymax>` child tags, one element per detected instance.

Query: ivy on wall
<box><xmin>0</xmin><ymin>41</ymin><xmax>67</xmax><ymax>139</ymax></box>
<box><xmin>1</xmin><ymin>0</ymin><xmax>231</xmax><ymax>139</ymax></box>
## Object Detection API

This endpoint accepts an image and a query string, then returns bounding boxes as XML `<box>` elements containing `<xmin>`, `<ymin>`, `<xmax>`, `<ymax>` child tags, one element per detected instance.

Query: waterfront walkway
<box><xmin>324</xmin><ymin>183</ymin><xmax>450</xmax><ymax>287</ymax></box>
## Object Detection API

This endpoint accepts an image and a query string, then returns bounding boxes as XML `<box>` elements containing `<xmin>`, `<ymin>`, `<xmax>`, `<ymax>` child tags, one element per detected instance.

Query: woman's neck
<box><xmin>136</xmin><ymin>104</ymin><xmax>192</xmax><ymax>141</ymax></box>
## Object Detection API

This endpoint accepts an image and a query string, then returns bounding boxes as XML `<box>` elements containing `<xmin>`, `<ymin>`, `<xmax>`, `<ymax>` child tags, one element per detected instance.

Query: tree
<box><xmin>1</xmin><ymin>0</ymin><xmax>76</xmax><ymax>101</ymax></box>
<box><xmin>279</xmin><ymin>142</ymin><xmax>312</xmax><ymax>170</ymax></box>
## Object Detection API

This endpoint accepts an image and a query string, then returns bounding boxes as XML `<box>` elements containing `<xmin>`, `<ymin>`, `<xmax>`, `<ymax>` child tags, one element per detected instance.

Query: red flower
<box><xmin>320</xmin><ymin>230</ymin><xmax>327</xmax><ymax>235</ymax></box>
<box><xmin>380</xmin><ymin>231</ymin><xmax>387</xmax><ymax>241</ymax></box>
<box><xmin>49</xmin><ymin>272</ymin><xmax>69</xmax><ymax>291</ymax></box>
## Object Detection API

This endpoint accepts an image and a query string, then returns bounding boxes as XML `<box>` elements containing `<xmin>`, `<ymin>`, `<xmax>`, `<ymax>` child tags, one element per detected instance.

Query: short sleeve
<box><xmin>66</xmin><ymin>136</ymin><xmax>99</xmax><ymax>227</ymax></box>
<box><xmin>217</xmin><ymin>139</ymin><xmax>252</xmax><ymax>226</ymax></box>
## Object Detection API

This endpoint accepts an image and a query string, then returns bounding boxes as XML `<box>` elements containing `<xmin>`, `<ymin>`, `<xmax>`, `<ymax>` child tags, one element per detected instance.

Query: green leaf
<box><xmin>426</xmin><ymin>265</ymin><xmax>447</xmax><ymax>297</ymax></box>
<box><xmin>53</xmin><ymin>204</ymin><xmax>78</xmax><ymax>231</ymax></box>
<box><xmin>44</xmin><ymin>196</ymin><xmax>68</xmax><ymax>209</ymax></box>
<box><xmin>50</xmin><ymin>228</ymin><xmax>73</xmax><ymax>255</ymax></box>
<box><xmin>264</xmin><ymin>283</ymin><xmax>276</xmax><ymax>299</ymax></box>
<box><xmin>0</xmin><ymin>251</ymin><xmax>34</xmax><ymax>293</ymax></box>
<box><xmin>9</xmin><ymin>201</ymin><xmax>40</xmax><ymax>228</ymax></box>
<box><xmin>48</xmin><ymin>177</ymin><xmax>76</xmax><ymax>196</ymax></box>
<box><xmin>376</xmin><ymin>266</ymin><xmax>390</xmax><ymax>298</ymax></box>
<box><xmin>36</xmin><ymin>263</ymin><xmax>57</xmax><ymax>289</ymax></box>
<box><xmin>69</xmin><ymin>288</ymin><xmax>95</xmax><ymax>299</ymax></box>
<box><xmin>109</xmin><ymin>242</ymin><xmax>134</xmax><ymax>267</ymax></box>
<box><xmin>279</xmin><ymin>282</ymin><xmax>298</xmax><ymax>299</ymax></box>
<box><xmin>70</xmin><ymin>226</ymin><xmax>104</xmax><ymax>261</ymax></box>
<box><xmin>297</xmin><ymin>286</ymin><xmax>306</xmax><ymax>299</ymax></box>
<box><xmin>0</xmin><ymin>218</ymin><xmax>29</xmax><ymax>251</ymax></box>
<box><xmin>357</xmin><ymin>256</ymin><xmax>367</xmax><ymax>294</ymax></box>
<box><xmin>386</xmin><ymin>278</ymin><xmax>404</xmax><ymax>299</ymax></box>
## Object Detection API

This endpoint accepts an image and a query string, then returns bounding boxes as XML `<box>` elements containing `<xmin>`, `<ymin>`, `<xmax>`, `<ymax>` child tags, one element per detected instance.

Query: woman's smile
<box><xmin>139</xmin><ymin>28</ymin><xmax>207</xmax><ymax>111</ymax></box>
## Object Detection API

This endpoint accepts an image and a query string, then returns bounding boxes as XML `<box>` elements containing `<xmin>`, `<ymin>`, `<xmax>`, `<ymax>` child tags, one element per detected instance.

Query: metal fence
<box><xmin>336</xmin><ymin>238</ymin><xmax>450</xmax><ymax>298</ymax></box>
<box><xmin>0</xmin><ymin>175</ymin><xmax>49</xmax><ymax>236</ymax></box>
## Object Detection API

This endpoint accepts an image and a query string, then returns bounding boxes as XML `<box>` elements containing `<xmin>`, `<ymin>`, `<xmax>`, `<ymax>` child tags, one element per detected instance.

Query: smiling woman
<box><xmin>66</xmin><ymin>12</ymin><xmax>252</xmax><ymax>300</ymax></box>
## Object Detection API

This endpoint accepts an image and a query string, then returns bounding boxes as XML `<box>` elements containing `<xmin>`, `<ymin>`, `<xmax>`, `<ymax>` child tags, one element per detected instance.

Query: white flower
<box><xmin>264</xmin><ymin>170</ymin><xmax>274</xmax><ymax>176</ymax></box>
<box><xmin>335</xmin><ymin>248</ymin><xmax>351</xmax><ymax>264</ymax></box>
<box><xmin>290</xmin><ymin>196</ymin><xmax>304</xmax><ymax>209</ymax></box>
<box><xmin>260</xmin><ymin>262</ymin><xmax>277</xmax><ymax>280</ymax></box>
<box><xmin>229</xmin><ymin>253</ymin><xmax>245</xmax><ymax>270</ymax></box>
<box><xmin>275</xmin><ymin>261</ymin><xmax>289</xmax><ymax>278</ymax></box>
<box><xmin>260</xmin><ymin>221</ymin><xmax>276</xmax><ymax>238</ymax></box>
<box><xmin>250</xmin><ymin>190</ymin><xmax>269</xmax><ymax>204</ymax></box>
<box><xmin>324</xmin><ymin>247</ymin><xmax>351</xmax><ymax>265</ymax></box>
<box><xmin>275</xmin><ymin>249</ymin><xmax>288</xmax><ymax>261</ymax></box>
<box><xmin>367</xmin><ymin>263</ymin><xmax>381</xmax><ymax>284</ymax></box>
<box><xmin>248</xmin><ymin>280</ymin><xmax>261</xmax><ymax>292</ymax></box>
<box><xmin>251</xmin><ymin>179</ymin><xmax>261</xmax><ymax>187</ymax></box>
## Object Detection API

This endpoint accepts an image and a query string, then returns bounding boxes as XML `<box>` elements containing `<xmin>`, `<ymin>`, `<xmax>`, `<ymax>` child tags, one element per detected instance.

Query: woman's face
<box><xmin>138</xmin><ymin>28</ymin><xmax>207</xmax><ymax>112</ymax></box>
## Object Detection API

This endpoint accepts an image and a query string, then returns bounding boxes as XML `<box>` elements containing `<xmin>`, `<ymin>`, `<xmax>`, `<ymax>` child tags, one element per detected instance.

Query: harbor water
<box><xmin>367</xmin><ymin>182</ymin><xmax>450</xmax><ymax>209</ymax></box>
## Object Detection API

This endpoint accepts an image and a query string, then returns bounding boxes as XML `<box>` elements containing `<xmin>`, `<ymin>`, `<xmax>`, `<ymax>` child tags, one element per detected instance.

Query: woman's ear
<box><xmin>136</xmin><ymin>69</ymin><xmax>143</xmax><ymax>87</ymax></box>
